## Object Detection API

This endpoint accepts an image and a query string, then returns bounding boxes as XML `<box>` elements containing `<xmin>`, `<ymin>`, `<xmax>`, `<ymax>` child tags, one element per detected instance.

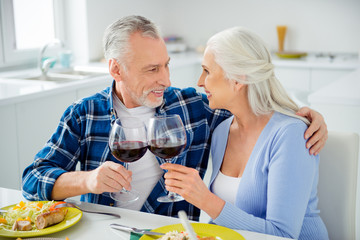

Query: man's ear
<box><xmin>109</xmin><ymin>59</ymin><xmax>122</xmax><ymax>82</ymax></box>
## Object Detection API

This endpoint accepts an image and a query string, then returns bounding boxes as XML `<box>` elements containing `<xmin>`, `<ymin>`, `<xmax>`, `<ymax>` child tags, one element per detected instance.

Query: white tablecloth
<box><xmin>0</xmin><ymin>187</ymin><xmax>291</xmax><ymax>240</ymax></box>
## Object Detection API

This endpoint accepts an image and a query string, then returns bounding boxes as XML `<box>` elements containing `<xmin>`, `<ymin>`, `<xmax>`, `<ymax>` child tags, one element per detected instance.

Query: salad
<box><xmin>159</xmin><ymin>231</ymin><xmax>215</xmax><ymax>240</ymax></box>
<box><xmin>0</xmin><ymin>200</ymin><xmax>62</xmax><ymax>231</ymax></box>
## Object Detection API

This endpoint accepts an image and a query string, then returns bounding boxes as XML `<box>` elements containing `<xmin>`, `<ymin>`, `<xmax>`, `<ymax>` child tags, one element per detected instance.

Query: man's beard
<box><xmin>129</xmin><ymin>87</ymin><xmax>166</xmax><ymax>108</ymax></box>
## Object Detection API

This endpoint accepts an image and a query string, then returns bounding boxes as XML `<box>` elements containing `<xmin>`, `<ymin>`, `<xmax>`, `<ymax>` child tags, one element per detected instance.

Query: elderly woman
<box><xmin>161</xmin><ymin>27</ymin><xmax>329</xmax><ymax>239</ymax></box>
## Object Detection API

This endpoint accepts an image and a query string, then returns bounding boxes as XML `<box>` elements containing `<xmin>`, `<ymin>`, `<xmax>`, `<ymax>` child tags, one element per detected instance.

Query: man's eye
<box><xmin>150</xmin><ymin>68</ymin><xmax>157</xmax><ymax>72</ymax></box>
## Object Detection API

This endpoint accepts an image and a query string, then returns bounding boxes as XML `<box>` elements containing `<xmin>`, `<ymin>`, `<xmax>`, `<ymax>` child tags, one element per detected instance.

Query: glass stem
<box><xmin>168</xmin><ymin>191</ymin><xmax>177</xmax><ymax>199</ymax></box>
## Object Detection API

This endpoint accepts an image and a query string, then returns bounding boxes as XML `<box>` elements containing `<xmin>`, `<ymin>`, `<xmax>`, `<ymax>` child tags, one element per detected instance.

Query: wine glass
<box><xmin>108</xmin><ymin>117</ymin><xmax>148</xmax><ymax>202</ymax></box>
<box><xmin>148</xmin><ymin>114</ymin><xmax>187</xmax><ymax>202</ymax></box>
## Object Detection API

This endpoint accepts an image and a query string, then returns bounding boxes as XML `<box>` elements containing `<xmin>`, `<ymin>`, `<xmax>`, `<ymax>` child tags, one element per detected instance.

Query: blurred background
<box><xmin>0</xmin><ymin>1</ymin><xmax>360</xmax><ymax>238</ymax></box>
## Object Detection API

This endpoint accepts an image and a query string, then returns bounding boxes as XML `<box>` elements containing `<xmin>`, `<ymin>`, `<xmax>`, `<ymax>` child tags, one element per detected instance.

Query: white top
<box><xmin>112</xmin><ymin>92</ymin><xmax>163</xmax><ymax>210</ymax></box>
<box><xmin>211</xmin><ymin>170</ymin><xmax>241</xmax><ymax>204</ymax></box>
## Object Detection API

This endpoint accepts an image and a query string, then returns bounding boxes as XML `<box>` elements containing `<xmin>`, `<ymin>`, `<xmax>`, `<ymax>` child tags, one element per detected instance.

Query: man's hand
<box><xmin>297</xmin><ymin>107</ymin><xmax>328</xmax><ymax>155</ymax></box>
<box><xmin>86</xmin><ymin>161</ymin><xmax>132</xmax><ymax>194</ymax></box>
<box><xmin>51</xmin><ymin>161</ymin><xmax>132</xmax><ymax>200</ymax></box>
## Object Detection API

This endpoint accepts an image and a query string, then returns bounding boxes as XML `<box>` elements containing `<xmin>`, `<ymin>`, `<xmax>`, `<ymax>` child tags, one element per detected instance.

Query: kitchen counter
<box><xmin>0</xmin><ymin>75</ymin><xmax>111</xmax><ymax>106</ymax></box>
<box><xmin>272</xmin><ymin>52</ymin><xmax>359</xmax><ymax>70</ymax></box>
<box><xmin>1</xmin><ymin>51</ymin><xmax>359</xmax><ymax>106</ymax></box>
<box><xmin>0</xmin><ymin>52</ymin><xmax>203</xmax><ymax>106</ymax></box>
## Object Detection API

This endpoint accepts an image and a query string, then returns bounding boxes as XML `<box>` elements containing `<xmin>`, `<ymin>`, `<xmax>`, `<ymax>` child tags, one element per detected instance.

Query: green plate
<box><xmin>139</xmin><ymin>223</ymin><xmax>245</xmax><ymax>240</ymax></box>
<box><xmin>276</xmin><ymin>51</ymin><xmax>307</xmax><ymax>58</ymax></box>
<box><xmin>0</xmin><ymin>201</ymin><xmax>82</xmax><ymax>238</ymax></box>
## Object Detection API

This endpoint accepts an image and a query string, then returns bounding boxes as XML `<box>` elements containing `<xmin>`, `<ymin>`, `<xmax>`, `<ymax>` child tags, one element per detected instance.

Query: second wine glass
<box><xmin>148</xmin><ymin>114</ymin><xmax>187</xmax><ymax>202</ymax></box>
<box><xmin>108</xmin><ymin>117</ymin><xmax>148</xmax><ymax>203</ymax></box>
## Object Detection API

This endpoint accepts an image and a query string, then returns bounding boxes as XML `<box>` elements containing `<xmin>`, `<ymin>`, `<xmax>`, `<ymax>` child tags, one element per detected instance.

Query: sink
<box><xmin>7</xmin><ymin>66</ymin><xmax>108</xmax><ymax>83</ymax></box>
<box><xmin>0</xmin><ymin>79</ymin><xmax>58</xmax><ymax>99</ymax></box>
<box><xmin>0</xmin><ymin>66</ymin><xmax>109</xmax><ymax>100</ymax></box>
<box><xmin>25</xmin><ymin>71</ymin><xmax>105</xmax><ymax>82</ymax></box>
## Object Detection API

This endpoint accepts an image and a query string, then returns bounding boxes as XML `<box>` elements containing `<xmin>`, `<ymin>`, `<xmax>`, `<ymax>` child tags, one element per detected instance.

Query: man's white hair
<box><xmin>103</xmin><ymin>15</ymin><xmax>162</xmax><ymax>69</ymax></box>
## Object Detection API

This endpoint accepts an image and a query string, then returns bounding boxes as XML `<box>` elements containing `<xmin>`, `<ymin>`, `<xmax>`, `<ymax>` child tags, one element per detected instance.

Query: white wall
<box><xmin>74</xmin><ymin>0</ymin><xmax>360</xmax><ymax>62</ymax></box>
<box><xmin>63</xmin><ymin>0</ymin><xmax>89</xmax><ymax>64</ymax></box>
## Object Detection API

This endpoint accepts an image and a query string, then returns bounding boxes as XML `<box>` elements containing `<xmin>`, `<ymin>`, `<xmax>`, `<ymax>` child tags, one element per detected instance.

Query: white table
<box><xmin>0</xmin><ymin>187</ymin><xmax>291</xmax><ymax>240</ymax></box>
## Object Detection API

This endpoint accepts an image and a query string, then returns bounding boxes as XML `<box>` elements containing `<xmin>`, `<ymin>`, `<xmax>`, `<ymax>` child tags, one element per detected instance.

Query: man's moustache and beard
<box><xmin>129</xmin><ymin>87</ymin><xmax>167</xmax><ymax>108</ymax></box>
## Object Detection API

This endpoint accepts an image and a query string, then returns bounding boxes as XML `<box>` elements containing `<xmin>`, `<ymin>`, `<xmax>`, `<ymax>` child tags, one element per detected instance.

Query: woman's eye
<box><xmin>203</xmin><ymin>69</ymin><xmax>209</xmax><ymax>74</ymax></box>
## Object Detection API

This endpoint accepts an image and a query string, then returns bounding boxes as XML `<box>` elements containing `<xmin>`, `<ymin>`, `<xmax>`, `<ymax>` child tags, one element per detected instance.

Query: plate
<box><xmin>275</xmin><ymin>51</ymin><xmax>307</xmax><ymax>58</ymax></box>
<box><xmin>0</xmin><ymin>201</ymin><xmax>82</xmax><ymax>238</ymax></box>
<box><xmin>139</xmin><ymin>223</ymin><xmax>245</xmax><ymax>240</ymax></box>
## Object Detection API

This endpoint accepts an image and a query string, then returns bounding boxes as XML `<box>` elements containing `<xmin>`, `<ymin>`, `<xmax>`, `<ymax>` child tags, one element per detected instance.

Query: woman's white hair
<box><xmin>102</xmin><ymin>15</ymin><xmax>162</xmax><ymax>69</ymax></box>
<box><xmin>206</xmin><ymin>27</ymin><xmax>309</xmax><ymax>124</ymax></box>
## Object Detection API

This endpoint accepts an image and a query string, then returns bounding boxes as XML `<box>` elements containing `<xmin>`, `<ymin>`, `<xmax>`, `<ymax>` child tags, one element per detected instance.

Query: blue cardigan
<box><xmin>209</xmin><ymin>112</ymin><xmax>328</xmax><ymax>240</ymax></box>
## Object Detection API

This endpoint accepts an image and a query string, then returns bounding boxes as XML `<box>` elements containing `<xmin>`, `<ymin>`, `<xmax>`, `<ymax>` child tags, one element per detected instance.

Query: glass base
<box><xmin>157</xmin><ymin>192</ymin><xmax>184</xmax><ymax>203</ymax></box>
<box><xmin>110</xmin><ymin>189</ymin><xmax>140</xmax><ymax>203</ymax></box>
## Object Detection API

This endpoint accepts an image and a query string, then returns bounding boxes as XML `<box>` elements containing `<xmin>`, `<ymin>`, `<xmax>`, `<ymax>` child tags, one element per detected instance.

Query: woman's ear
<box><xmin>109</xmin><ymin>59</ymin><xmax>122</xmax><ymax>82</ymax></box>
<box><xmin>233</xmin><ymin>75</ymin><xmax>247</xmax><ymax>91</ymax></box>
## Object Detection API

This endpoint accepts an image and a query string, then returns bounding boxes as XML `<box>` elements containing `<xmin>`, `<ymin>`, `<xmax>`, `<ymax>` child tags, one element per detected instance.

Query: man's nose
<box><xmin>158</xmin><ymin>68</ymin><xmax>171</xmax><ymax>87</ymax></box>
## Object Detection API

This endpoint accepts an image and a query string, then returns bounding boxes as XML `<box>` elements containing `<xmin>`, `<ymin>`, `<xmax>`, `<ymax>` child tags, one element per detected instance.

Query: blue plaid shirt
<box><xmin>22</xmin><ymin>82</ymin><xmax>231</xmax><ymax>220</ymax></box>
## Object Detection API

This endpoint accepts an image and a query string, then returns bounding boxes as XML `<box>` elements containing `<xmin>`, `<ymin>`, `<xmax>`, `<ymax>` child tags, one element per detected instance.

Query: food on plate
<box><xmin>12</xmin><ymin>220</ymin><xmax>32</xmax><ymax>231</ymax></box>
<box><xmin>159</xmin><ymin>231</ymin><xmax>215</xmax><ymax>240</ymax></box>
<box><xmin>0</xmin><ymin>201</ymin><xmax>68</xmax><ymax>231</ymax></box>
<box><xmin>36</xmin><ymin>208</ymin><xmax>68</xmax><ymax>229</ymax></box>
<box><xmin>16</xmin><ymin>238</ymin><xmax>70</xmax><ymax>240</ymax></box>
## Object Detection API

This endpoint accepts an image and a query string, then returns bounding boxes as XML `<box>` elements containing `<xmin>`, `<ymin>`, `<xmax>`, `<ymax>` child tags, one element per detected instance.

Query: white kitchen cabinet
<box><xmin>310</xmin><ymin>69</ymin><xmax>352</xmax><ymax>92</ymax></box>
<box><xmin>170</xmin><ymin>62</ymin><xmax>203</xmax><ymax>92</ymax></box>
<box><xmin>274</xmin><ymin>67</ymin><xmax>311</xmax><ymax>92</ymax></box>
<box><xmin>0</xmin><ymin>104</ymin><xmax>19</xmax><ymax>189</ymax></box>
<box><xmin>274</xmin><ymin>66</ymin><xmax>353</xmax><ymax>106</ymax></box>
<box><xmin>76</xmin><ymin>79</ymin><xmax>110</xmax><ymax>100</ymax></box>
<box><xmin>16</xmin><ymin>91</ymin><xmax>77</xmax><ymax>186</ymax></box>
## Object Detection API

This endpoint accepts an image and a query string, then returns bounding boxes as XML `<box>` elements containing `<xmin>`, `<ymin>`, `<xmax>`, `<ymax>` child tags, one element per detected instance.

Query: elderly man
<box><xmin>22</xmin><ymin>15</ymin><xmax>327</xmax><ymax>220</ymax></box>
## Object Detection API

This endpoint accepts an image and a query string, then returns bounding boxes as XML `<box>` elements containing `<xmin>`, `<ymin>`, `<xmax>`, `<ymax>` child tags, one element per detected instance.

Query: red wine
<box><xmin>110</xmin><ymin>141</ymin><xmax>148</xmax><ymax>162</ymax></box>
<box><xmin>149</xmin><ymin>140</ymin><xmax>186</xmax><ymax>159</ymax></box>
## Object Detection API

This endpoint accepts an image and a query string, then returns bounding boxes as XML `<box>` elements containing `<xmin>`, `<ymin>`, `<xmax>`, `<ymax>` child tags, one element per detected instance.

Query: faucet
<box><xmin>39</xmin><ymin>39</ymin><xmax>64</xmax><ymax>76</ymax></box>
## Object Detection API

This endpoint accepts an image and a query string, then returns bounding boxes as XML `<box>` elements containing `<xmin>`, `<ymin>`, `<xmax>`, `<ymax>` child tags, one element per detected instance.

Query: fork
<box><xmin>109</xmin><ymin>223</ymin><xmax>165</xmax><ymax>236</ymax></box>
<box><xmin>55</xmin><ymin>202</ymin><xmax>121</xmax><ymax>218</ymax></box>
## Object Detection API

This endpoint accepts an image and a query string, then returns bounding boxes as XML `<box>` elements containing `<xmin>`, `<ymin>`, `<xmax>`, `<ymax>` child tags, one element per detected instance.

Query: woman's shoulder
<box><xmin>267</xmin><ymin>112</ymin><xmax>309</xmax><ymax>146</ymax></box>
<box><xmin>271</xmin><ymin>112</ymin><xmax>308</xmax><ymax>131</ymax></box>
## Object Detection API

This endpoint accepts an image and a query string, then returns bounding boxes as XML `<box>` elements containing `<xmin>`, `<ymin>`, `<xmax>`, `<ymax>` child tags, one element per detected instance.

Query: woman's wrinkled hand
<box><xmin>160</xmin><ymin>163</ymin><xmax>210</xmax><ymax>206</ymax></box>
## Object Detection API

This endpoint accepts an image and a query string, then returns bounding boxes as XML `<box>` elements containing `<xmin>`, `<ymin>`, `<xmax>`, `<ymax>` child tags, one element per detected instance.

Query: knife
<box><xmin>178</xmin><ymin>210</ymin><xmax>198</xmax><ymax>240</ymax></box>
<box><xmin>109</xmin><ymin>223</ymin><xmax>165</xmax><ymax>236</ymax></box>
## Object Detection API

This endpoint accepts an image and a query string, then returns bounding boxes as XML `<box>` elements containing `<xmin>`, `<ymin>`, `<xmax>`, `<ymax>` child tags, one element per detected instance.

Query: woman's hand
<box><xmin>160</xmin><ymin>163</ymin><xmax>225</xmax><ymax>219</ymax></box>
<box><xmin>297</xmin><ymin>107</ymin><xmax>328</xmax><ymax>155</ymax></box>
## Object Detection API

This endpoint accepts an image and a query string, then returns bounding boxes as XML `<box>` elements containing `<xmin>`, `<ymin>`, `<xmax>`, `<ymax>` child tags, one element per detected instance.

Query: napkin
<box><xmin>130</xmin><ymin>231</ymin><xmax>145</xmax><ymax>240</ymax></box>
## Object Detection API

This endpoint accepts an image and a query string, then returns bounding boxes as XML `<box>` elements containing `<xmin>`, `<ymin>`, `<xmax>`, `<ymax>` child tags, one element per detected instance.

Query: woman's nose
<box><xmin>197</xmin><ymin>73</ymin><xmax>205</xmax><ymax>87</ymax></box>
